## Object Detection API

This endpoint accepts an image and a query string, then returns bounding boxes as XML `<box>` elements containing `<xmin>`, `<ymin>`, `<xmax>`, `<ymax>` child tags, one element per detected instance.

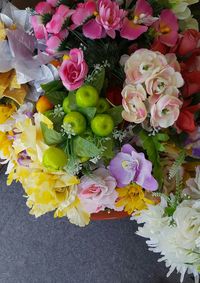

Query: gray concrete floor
<box><xmin>0</xmin><ymin>166</ymin><xmax>194</xmax><ymax>283</ymax></box>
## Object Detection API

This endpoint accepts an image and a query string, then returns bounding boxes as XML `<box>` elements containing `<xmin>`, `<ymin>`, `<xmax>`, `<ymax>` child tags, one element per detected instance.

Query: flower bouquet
<box><xmin>0</xmin><ymin>0</ymin><xmax>200</xmax><ymax>281</ymax></box>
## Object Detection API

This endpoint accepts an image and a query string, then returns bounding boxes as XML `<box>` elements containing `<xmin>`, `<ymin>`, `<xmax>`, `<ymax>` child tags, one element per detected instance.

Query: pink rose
<box><xmin>46</xmin><ymin>30</ymin><xmax>68</xmax><ymax>55</ymax></box>
<box><xmin>78</xmin><ymin>168</ymin><xmax>118</xmax><ymax>214</ymax></box>
<box><xmin>59</xmin><ymin>48</ymin><xmax>88</xmax><ymax>91</ymax></box>
<box><xmin>146</xmin><ymin>66</ymin><xmax>184</xmax><ymax>104</ymax></box>
<box><xmin>46</xmin><ymin>5</ymin><xmax>74</xmax><ymax>34</ymax></box>
<box><xmin>125</xmin><ymin>49</ymin><xmax>167</xmax><ymax>84</ymax></box>
<box><xmin>35</xmin><ymin>2</ymin><xmax>53</xmax><ymax>15</ymax></box>
<box><xmin>122</xmin><ymin>84</ymin><xmax>147</xmax><ymax>123</ymax></box>
<box><xmin>150</xmin><ymin>94</ymin><xmax>182</xmax><ymax>128</ymax></box>
<box><xmin>31</xmin><ymin>15</ymin><xmax>47</xmax><ymax>40</ymax></box>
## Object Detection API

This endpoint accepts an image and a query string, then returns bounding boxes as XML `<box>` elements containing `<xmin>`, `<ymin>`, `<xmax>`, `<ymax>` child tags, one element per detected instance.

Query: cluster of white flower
<box><xmin>132</xmin><ymin>167</ymin><xmax>200</xmax><ymax>283</ymax></box>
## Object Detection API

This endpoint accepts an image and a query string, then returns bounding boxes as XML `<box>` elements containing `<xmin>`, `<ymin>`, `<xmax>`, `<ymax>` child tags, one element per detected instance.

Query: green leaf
<box><xmin>107</xmin><ymin>106</ymin><xmax>123</xmax><ymax>126</ymax></box>
<box><xmin>44</xmin><ymin>91</ymin><xmax>67</xmax><ymax>105</ymax></box>
<box><xmin>73</xmin><ymin>136</ymin><xmax>101</xmax><ymax>158</ymax></box>
<box><xmin>139</xmin><ymin>130</ymin><xmax>163</xmax><ymax>189</ymax></box>
<box><xmin>169</xmin><ymin>150</ymin><xmax>186</xmax><ymax>180</ymax></box>
<box><xmin>101</xmin><ymin>138</ymin><xmax>115</xmax><ymax>159</ymax></box>
<box><xmin>77</xmin><ymin>107</ymin><xmax>96</xmax><ymax>121</ymax></box>
<box><xmin>41</xmin><ymin>122</ymin><xmax>64</xmax><ymax>146</ymax></box>
<box><xmin>41</xmin><ymin>80</ymin><xmax>64</xmax><ymax>93</ymax></box>
<box><xmin>89</xmin><ymin>67</ymin><xmax>105</xmax><ymax>94</ymax></box>
<box><xmin>157</xmin><ymin>133</ymin><xmax>169</xmax><ymax>142</ymax></box>
<box><xmin>43</xmin><ymin>110</ymin><xmax>64</xmax><ymax>131</ymax></box>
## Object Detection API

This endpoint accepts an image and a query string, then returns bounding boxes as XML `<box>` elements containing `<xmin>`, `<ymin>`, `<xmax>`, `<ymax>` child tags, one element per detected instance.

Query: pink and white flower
<box><xmin>78</xmin><ymin>168</ymin><xmax>118</xmax><ymax>214</ymax></box>
<box><xmin>59</xmin><ymin>48</ymin><xmax>88</xmax><ymax>91</ymax></box>
<box><xmin>122</xmin><ymin>84</ymin><xmax>147</xmax><ymax>123</ymax></box>
<box><xmin>150</xmin><ymin>94</ymin><xmax>182</xmax><ymax>128</ymax></box>
<box><xmin>120</xmin><ymin>0</ymin><xmax>157</xmax><ymax>40</ymax></box>
<box><xmin>46</xmin><ymin>5</ymin><xmax>74</xmax><ymax>34</ymax></box>
<box><xmin>124</xmin><ymin>49</ymin><xmax>167</xmax><ymax>84</ymax></box>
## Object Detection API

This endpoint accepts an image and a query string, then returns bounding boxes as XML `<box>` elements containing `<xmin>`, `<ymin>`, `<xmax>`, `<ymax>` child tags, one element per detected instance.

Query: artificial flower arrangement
<box><xmin>0</xmin><ymin>0</ymin><xmax>200</xmax><ymax>281</ymax></box>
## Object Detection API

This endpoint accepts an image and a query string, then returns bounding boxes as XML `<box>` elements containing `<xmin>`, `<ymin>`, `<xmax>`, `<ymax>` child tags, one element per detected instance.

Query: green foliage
<box><xmin>73</xmin><ymin>136</ymin><xmax>101</xmax><ymax>158</ymax></box>
<box><xmin>42</xmin><ymin>13</ymin><xmax>52</xmax><ymax>25</ymax></box>
<box><xmin>101</xmin><ymin>138</ymin><xmax>115</xmax><ymax>159</ymax></box>
<box><xmin>77</xmin><ymin>107</ymin><xmax>96</xmax><ymax>121</ymax></box>
<box><xmin>169</xmin><ymin>150</ymin><xmax>186</xmax><ymax>180</ymax></box>
<box><xmin>139</xmin><ymin>130</ymin><xmax>168</xmax><ymax>189</ymax></box>
<box><xmin>43</xmin><ymin>110</ymin><xmax>64</xmax><ymax>131</ymax></box>
<box><xmin>41</xmin><ymin>81</ymin><xmax>67</xmax><ymax>105</ymax></box>
<box><xmin>107</xmin><ymin>106</ymin><xmax>123</xmax><ymax>126</ymax></box>
<box><xmin>41</xmin><ymin>122</ymin><xmax>64</xmax><ymax>146</ymax></box>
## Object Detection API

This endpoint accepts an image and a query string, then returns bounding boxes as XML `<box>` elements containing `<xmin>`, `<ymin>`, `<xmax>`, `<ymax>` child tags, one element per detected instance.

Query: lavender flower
<box><xmin>109</xmin><ymin>144</ymin><xmax>158</xmax><ymax>191</ymax></box>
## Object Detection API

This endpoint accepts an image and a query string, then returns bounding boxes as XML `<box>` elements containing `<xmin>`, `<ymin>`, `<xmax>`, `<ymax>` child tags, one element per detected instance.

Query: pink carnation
<box><xmin>35</xmin><ymin>2</ymin><xmax>53</xmax><ymax>15</ymax></box>
<box><xmin>47</xmin><ymin>0</ymin><xmax>58</xmax><ymax>7</ymax></box>
<box><xmin>78</xmin><ymin>168</ymin><xmax>119</xmax><ymax>214</ymax></box>
<box><xmin>31</xmin><ymin>15</ymin><xmax>47</xmax><ymax>40</ymax></box>
<box><xmin>59</xmin><ymin>48</ymin><xmax>88</xmax><ymax>91</ymax></box>
<box><xmin>46</xmin><ymin>30</ymin><xmax>68</xmax><ymax>55</ymax></box>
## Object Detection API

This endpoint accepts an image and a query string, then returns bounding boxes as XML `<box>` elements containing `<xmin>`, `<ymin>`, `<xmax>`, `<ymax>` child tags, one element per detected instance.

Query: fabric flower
<box><xmin>59</xmin><ymin>48</ymin><xmax>88</xmax><ymax>91</ymax></box>
<box><xmin>109</xmin><ymin>144</ymin><xmax>158</xmax><ymax>191</ymax></box>
<box><xmin>150</xmin><ymin>94</ymin><xmax>182</xmax><ymax>128</ymax></box>
<box><xmin>133</xmin><ymin>199</ymin><xmax>200</xmax><ymax>283</ymax></box>
<box><xmin>115</xmin><ymin>183</ymin><xmax>154</xmax><ymax>215</ymax></box>
<box><xmin>78</xmin><ymin>168</ymin><xmax>118</xmax><ymax>214</ymax></box>
<box><xmin>31</xmin><ymin>15</ymin><xmax>47</xmax><ymax>40</ymax></box>
<box><xmin>183</xmin><ymin>166</ymin><xmax>200</xmax><ymax>199</ymax></box>
<box><xmin>124</xmin><ymin>49</ymin><xmax>167</xmax><ymax>84</ymax></box>
<box><xmin>167</xmin><ymin>0</ymin><xmax>199</xmax><ymax>20</ymax></box>
<box><xmin>35</xmin><ymin>2</ymin><xmax>53</xmax><ymax>15</ymax></box>
<box><xmin>176</xmin><ymin>29</ymin><xmax>200</xmax><ymax>56</ymax></box>
<box><xmin>72</xmin><ymin>0</ymin><xmax>126</xmax><ymax>39</ymax></box>
<box><xmin>120</xmin><ymin>0</ymin><xmax>157</xmax><ymax>40</ymax></box>
<box><xmin>121</xmin><ymin>84</ymin><xmax>147</xmax><ymax>123</ymax></box>
<box><xmin>153</xmin><ymin>10</ymin><xmax>179</xmax><ymax>47</ymax></box>
<box><xmin>46</xmin><ymin>30</ymin><xmax>69</xmax><ymax>55</ymax></box>
<box><xmin>46</xmin><ymin>5</ymin><xmax>74</xmax><ymax>35</ymax></box>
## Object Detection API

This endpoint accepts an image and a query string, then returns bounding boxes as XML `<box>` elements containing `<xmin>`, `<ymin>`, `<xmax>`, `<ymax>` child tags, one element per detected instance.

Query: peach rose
<box><xmin>121</xmin><ymin>84</ymin><xmax>147</xmax><ymax>123</ymax></box>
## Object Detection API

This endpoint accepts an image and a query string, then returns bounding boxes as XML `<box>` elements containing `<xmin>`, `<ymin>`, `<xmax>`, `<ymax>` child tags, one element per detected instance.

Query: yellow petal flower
<box><xmin>116</xmin><ymin>183</ymin><xmax>154</xmax><ymax>215</ymax></box>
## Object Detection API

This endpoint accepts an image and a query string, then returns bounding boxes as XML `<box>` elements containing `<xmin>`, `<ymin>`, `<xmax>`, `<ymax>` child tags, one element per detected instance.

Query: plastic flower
<box><xmin>121</xmin><ymin>84</ymin><xmax>147</xmax><ymax>123</ymax></box>
<box><xmin>71</xmin><ymin>0</ymin><xmax>126</xmax><ymax>39</ymax></box>
<box><xmin>0</xmin><ymin>104</ymin><xmax>16</xmax><ymax>124</ymax></box>
<box><xmin>46</xmin><ymin>30</ymin><xmax>69</xmax><ymax>55</ymax></box>
<box><xmin>59</xmin><ymin>48</ymin><xmax>88</xmax><ymax>91</ymax></box>
<box><xmin>46</xmin><ymin>5</ymin><xmax>74</xmax><ymax>35</ymax></box>
<box><xmin>134</xmin><ymin>199</ymin><xmax>200</xmax><ymax>283</ymax></box>
<box><xmin>183</xmin><ymin>166</ymin><xmax>200</xmax><ymax>199</ymax></box>
<box><xmin>31</xmin><ymin>15</ymin><xmax>47</xmax><ymax>40</ymax></box>
<box><xmin>150</xmin><ymin>94</ymin><xmax>182</xmax><ymax>128</ymax></box>
<box><xmin>153</xmin><ymin>10</ymin><xmax>179</xmax><ymax>47</ymax></box>
<box><xmin>109</xmin><ymin>144</ymin><xmax>158</xmax><ymax>191</ymax></box>
<box><xmin>168</xmin><ymin>0</ymin><xmax>199</xmax><ymax>20</ymax></box>
<box><xmin>120</xmin><ymin>0</ymin><xmax>157</xmax><ymax>40</ymax></box>
<box><xmin>124</xmin><ymin>49</ymin><xmax>167</xmax><ymax>84</ymax></box>
<box><xmin>35</xmin><ymin>1</ymin><xmax>53</xmax><ymax>15</ymax></box>
<box><xmin>78</xmin><ymin>168</ymin><xmax>118</xmax><ymax>213</ymax></box>
<box><xmin>115</xmin><ymin>183</ymin><xmax>154</xmax><ymax>215</ymax></box>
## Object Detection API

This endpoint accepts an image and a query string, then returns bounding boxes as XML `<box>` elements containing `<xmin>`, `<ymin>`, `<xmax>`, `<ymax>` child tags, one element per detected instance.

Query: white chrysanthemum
<box><xmin>133</xmin><ymin>199</ymin><xmax>200</xmax><ymax>283</ymax></box>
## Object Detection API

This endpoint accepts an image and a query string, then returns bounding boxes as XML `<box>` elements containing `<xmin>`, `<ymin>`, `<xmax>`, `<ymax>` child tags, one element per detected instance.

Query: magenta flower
<box><xmin>46</xmin><ymin>5</ymin><xmax>74</xmax><ymax>34</ymax></box>
<box><xmin>35</xmin><ymin>1</ymin><xmax>53</xmax><ymax>15</ymax></box>
<box><xmin>47</xmin><ymin>0</ymin><xmax>58</xmax><ymax>7</ymax></box>
<box><xmin>71</xmin><ymin>0</ymin><xmax>126</xmax><ymax>39</ymax></box>
<box><xmin>153</xmin><ymin>9</ymin><xmax>178</xmax><ymax>47</ymax></box>
<box><xmin>59</xmin><ymin>48</ymin><xmax>88</xmax><ymax>91</ymax></box>
<box><xmin>46</xmin><ymin>30</ymin><xmax>69</xmax><ymax>55</ymax></box>
<box><xmin>120</xmin><ymin>0</ymin><xmax>156</xmax><ymax>40</ymax></box>
<box><xmin>31</xmin><ymin>15</ymin><xmax>48</xmax><ymax>40</ymax></box>
<box><xmin>109</xmin><ymin>144</ymin><xmax>158</xmax><ymax>191</ymax></box>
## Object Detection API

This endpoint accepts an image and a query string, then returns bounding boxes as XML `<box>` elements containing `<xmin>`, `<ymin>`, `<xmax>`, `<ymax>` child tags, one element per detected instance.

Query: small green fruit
<box><xmin>43</xmin><ymin>147</ymin><xmax>68</xmax><ymax>170</ymax></box>
<box><xmin>62</xmin><ymin>97</ymin><xmax>71</xmax><ymax>114</ymax></box>
<box><xmin>91</xmin><ymin>114</ymin><xmax>114</xmax><ymax>137</ymax></box>
<box><xmin>97</xmin><ymin>98</ymin><xmax>110</xmax><ymax>113</ymax></box>
<box><xmin>76</xmin><ymin>85</ymin><xmax>99</xmax><ymax>108</ymax></box>
<box><xmin>63</xmin><ymin>111</ymin><xmax>86</xmax><ymax>135</ymax></box>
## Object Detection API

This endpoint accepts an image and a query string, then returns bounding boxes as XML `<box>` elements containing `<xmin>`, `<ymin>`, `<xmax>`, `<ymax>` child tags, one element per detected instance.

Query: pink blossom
<box><xmin>150</xmin><ymin>94</ymin><xmax>182</xmax><ymax>128</ymax></box>
<box><xmin>35</xmin><ymin>2</ymin><xmax>53</xmax><ymax>15</ymax></box>
<box><xmin>31</xmin><ymin>15</ymin><xmax>47</xmax><ymax>40</ymax></box>
<box><xmin>122</xmin><ymin>84</ymin><xmax>147</xmax><ymax>123</ymax></box>
<box><xmin>146</xmin><ymin>66</ymin><xmax>184</xmax><ymax>104</ymax></box>
<box><xmin>59</xmin><ymin>48</ymin><xmax>88</xmax><ymax>91</ymax></box>
<box><xmin>153</xmin><ymin>10</ymin><xmax>178</xmax><ymax>47</ymax></box>
<box><xmin>46</xmin><ymin>30</ymin><xmax>68</xmax><ymax>55</ymax></box>
<box><xmin>120</xmin><ymin>0</ymin><xmax>157</xmax><ymax>40</ymax></box>
<box><xmin>47</xmin><ymin>0</ymin><xmax>58</xmax><ymax>7</ymax></box>
<box><xmin>78</xmin><ymin>168</ymin><xmax>118</xmax><ymax>214</ymax></box>
<box><xmin>71</xmin><ymin>0</ymin><xmax>126</xmax><ymax>39</ymax></box>
<box><xmin>125</xmin><ymin>49</ymin><xmax>167</xmax><ymax>84</ymax></box>
<box><xmin>46</xmin><ymin>5</ymin><xmax>74</xmax><ymax>34</ymax></box>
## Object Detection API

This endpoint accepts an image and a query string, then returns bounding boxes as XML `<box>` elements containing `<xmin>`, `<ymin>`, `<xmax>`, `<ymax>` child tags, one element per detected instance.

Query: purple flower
<box><xmin>109</xmin><ymin>144</ymin><xmax>158</xmax><ymax>191</ymax></box>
